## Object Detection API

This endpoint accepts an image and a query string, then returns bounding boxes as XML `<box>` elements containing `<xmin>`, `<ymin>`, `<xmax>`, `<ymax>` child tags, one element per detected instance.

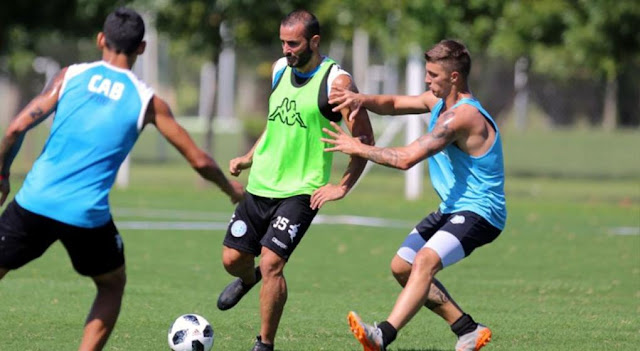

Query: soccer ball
<box><xmin>167</xmin><ymin>314</ymin><xmax>214</xmax><ymax>351</ymax></box>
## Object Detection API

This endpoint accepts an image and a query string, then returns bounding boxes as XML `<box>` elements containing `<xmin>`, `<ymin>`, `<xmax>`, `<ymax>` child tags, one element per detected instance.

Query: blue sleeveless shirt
<box><xmin>16</xmin><ymin>61</ymin><xmax>154</xmax><ymax>228</ymax></box>
<box><xmin>428</xmin><ymin>98</ymin><xmax>507</xmax><ymax>229</ymax></box>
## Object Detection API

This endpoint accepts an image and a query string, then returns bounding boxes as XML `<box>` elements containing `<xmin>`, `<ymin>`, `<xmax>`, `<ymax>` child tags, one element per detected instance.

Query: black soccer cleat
<box><xmin>217</xmin><ymin>266</ymin><xmax>262</xmax><ymax>310</ymax></box>
<box><xmin>251</xmin><ymin>335</ymin><xmax>274</xmax><ymax>351</ymax></box>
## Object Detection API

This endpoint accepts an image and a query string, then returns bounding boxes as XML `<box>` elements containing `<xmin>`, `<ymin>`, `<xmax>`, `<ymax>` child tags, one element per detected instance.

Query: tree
<box><xmin>489</xmin><ymin>0</ymin><xmax>640</xmax><ymax>128</ymax></box>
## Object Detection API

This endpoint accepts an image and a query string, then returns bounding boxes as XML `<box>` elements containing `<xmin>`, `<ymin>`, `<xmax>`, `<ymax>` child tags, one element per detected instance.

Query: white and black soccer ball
<box><xmin>167</xmin><ymin>314</ymin><xmax>214</xmax><ymax>351</ymax></box>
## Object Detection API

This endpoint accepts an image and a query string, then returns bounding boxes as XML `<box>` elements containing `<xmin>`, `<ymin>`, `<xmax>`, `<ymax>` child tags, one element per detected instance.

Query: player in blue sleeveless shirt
<box><xmin>0</xmin><ymin>8</ymin><xmax>243</xmax><ymax>351</ymax></box>
<box><xmin>325</xmin><ymin>40</ymin><xmax>506</xmax><ymax>351</ymax></box>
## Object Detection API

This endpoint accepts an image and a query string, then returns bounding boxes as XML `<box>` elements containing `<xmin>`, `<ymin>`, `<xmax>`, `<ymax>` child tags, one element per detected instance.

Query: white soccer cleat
<box><xmin>455</xmin><ymin>324</ymin><xmax>492</xmax><ymax>351</ymax></box>
<box><xmin>347</xmin><ymin>311</ymin><xmax>386</xmax><ymax>351</ymax></box>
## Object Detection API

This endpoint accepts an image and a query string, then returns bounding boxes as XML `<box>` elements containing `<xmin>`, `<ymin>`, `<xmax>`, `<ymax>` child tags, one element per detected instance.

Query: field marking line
<box><xmin>113</xmin><ymin>207</ymin><xmax>414</xmax><ymax>230</ymax></box>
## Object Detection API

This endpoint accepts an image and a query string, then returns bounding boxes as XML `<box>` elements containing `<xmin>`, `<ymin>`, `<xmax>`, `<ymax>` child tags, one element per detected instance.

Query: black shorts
<box><xmin>223</xmin><ymin>193</ymin><xmax>318</xmax><ymax>260</ymax></box>
<box><xmin>415</xmin><ymin>210</ymin><xmax>501</xmax><ymax>257</ymax></box>
<box><xmin>0</xmin><ymin>200</ymin><xmax>125</xmax><ymax>276</ymax></box>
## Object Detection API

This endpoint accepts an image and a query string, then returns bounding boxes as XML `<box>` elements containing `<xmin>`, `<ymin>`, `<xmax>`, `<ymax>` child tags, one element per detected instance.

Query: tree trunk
<box><xmin>601</xmin><ymin>78</ymin><xmax>618</xmax><ymax>131</ymax></box>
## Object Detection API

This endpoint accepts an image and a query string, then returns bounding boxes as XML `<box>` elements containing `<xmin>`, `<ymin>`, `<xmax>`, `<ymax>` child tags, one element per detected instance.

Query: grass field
<box><xmin>0</xmin><ymin>128</ymin><xmax>638</xmax><ymax>350</ymax></box>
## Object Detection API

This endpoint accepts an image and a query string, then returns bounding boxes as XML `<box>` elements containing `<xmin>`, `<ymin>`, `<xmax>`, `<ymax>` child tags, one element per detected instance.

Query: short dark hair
<box><xmin>281</xmin><ymin>10</ymin><xmax>320</xmax><ymax>40</ymax></box>
<box><xmin>103</xmin><ymin>7</ymin><xmax>145</xmax><ymax>55</ymax></box>
<box><xmin>424</xmin><ymin>40</ymin><xmax>471</xmax><ymax>79</ymax></box>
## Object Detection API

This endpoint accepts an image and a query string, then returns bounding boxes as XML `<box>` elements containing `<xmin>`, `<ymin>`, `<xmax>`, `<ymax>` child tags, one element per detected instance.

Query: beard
<box><xmin>286</xmin><ymin>44</ymin><xmax>313</xmax><ymax>68</ymax></box>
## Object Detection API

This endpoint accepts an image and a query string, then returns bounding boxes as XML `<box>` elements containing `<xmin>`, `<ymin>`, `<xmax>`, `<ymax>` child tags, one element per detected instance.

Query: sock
<box><xmin>241</xmin><ymin>267</ymin><xmax>262</xmax><ymax>289</ymax></box>
<box><xmin>256</xmin><ymin>335</ymin><xmax>274</xmax><ymax>350</ymax></box>
<box><xmin>377</xmin><ymin>321</ymin><xmax>397</xmax><ymax>346</ymax></box>
<box><xmin>451</xmin><ymin>313</ymin><xmax>478</xmax><ymax>337</ymax></box>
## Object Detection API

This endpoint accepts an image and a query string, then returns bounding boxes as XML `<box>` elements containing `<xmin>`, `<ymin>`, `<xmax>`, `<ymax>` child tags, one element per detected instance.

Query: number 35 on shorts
<box><xmin>273</xmin><ymin>216</ymin><xmax>301</xmax><ymax>241</ymax></box>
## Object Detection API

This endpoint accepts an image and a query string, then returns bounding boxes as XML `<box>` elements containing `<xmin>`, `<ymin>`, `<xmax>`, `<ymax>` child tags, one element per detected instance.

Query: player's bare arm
<box><xmin>322</xmin><ymin>109</ymin><xmax>460</xmax><ymax>170</ymax></box>
<box><xmin>310</xmin><ymin>74</ymin><xmax>374</xmax><ymax>210</ymax></box>
<box><xmin>229</xmin><ymin>132</ymin><xmax>263</xmax><ymax>177</ymax></box>
<box><xmin>329</xmin><ymin>88</ymin><xmax>437</xmax><ymax>120</ymax></box>
<box><xmin>0</xmin><ymin>68</ymin><xmax>67</xmax><ymax>205</ymax></box>
<box><xmin>147</xmin><ymin>96</ymin><xmax>244</xmax><ymax>203</ymax></box>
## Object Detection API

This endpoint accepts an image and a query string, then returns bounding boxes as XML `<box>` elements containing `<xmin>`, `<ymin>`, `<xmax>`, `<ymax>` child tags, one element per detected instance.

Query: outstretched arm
<box><xmin>322</xmin><ymin>110</ymin><xmax>459</xmax><ymax>170</ymax></box>
<box><xmin>329</xmin><ymin>88</ymin><xmax>437</xmax><ymax>120</ymax></box>
<box><xmin>146</xmin><ymin>96</ymin><xmax>244</xmax><ymax>203</ymax></box>
<box><xmin>0</xmin><ymin>68</ymin><xmax>66</xmax><ymax>205</ymax></box>
<box><xmin>310</xmin><ymin>74</ymin><xmax>374</xmax><ymax>209</ymax></box>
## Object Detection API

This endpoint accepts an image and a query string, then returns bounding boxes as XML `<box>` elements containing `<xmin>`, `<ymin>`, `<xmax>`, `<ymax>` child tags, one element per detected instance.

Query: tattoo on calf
<box><xmin>424</xmin><ymin>281</ymin><xmax>451</xmax><ymax>310</ymax></box>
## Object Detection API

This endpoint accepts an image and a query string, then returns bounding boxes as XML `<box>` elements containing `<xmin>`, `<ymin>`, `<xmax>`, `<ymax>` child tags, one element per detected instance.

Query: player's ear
<box><xmin>96</xmin><ymin>32</ymin><xmax>106</xmax><ymax>50</ymax></box>
<box><xmin>450</xmin><ymin>71</ymin><xmax>459</xmax><ymax>84</ymax></box>
<box><xmin>136</xmin><ymin>41</ymin><xmax>147</xmax><ymax>55</ymax></box>
<box><xmin>310</xmin><ymin>35</ymin><xmax>320</xmax><ymax>50</ymax></box>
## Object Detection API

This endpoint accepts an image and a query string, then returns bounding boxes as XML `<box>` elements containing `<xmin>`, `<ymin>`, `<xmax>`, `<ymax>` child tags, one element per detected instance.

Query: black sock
<box><xmin>450</xmin><ymin>314</ymin><xmax>478</xmax><ymax>337</ymax></box>
<box><xmin>242</xmin><ymin>267</ymin><xmax>262</xmax><ymax>289</ymax></box>
<box><xmin>377</xmin><ymin>321</ymin><xmax>397</xmax><ymax>346</ymax></box>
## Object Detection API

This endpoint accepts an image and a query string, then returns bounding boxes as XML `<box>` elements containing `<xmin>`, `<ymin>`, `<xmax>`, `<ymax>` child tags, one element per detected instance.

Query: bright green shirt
<box><xmin>247</xmin><ymin>58</ymin><xmax>338</xmax><ymax>198</ymax></box>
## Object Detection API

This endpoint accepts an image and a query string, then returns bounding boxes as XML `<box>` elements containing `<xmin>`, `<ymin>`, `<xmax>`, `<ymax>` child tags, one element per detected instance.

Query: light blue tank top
<box><xmin>428</xmin><ymin>98</ymin><xmax>507</xmax><ymax>229</ymax></box>
<box><xmin>16</xmin><ymin>61</ymin><xmax>153</xmax><ymax>228</ymax></box>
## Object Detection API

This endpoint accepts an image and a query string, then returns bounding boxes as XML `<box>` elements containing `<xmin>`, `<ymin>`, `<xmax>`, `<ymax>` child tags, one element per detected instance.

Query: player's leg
<box><xmin>257</xmin><ymin>246</ymin><xmax>287</xmax><ymax>346</ymax></box>
<box><xmin>218</xmin><ymin>193</ymin><xmax>266</xmax><ymax>310</ymax></box>
<box><xmin>391</xmin><ymin>255</ymin><xmax>463</xmax><ymax>324</ymax></box>
<box><xmin>256</xmin><ymin>194</ymin><xmax>318</xmax><ymax>348</ymax></box>
<box><xmin>79</xmin><ymin>265</ymin><xmax>126</xmax><ymax>351</ymax></box>
<box><xmin>392</xmin><ymin>211</ymin><xmax>465</xmax><ymax>323</ymax></box>
<box><xmin>60</xmin><ymin>219</ymin><xmax>126</xmax><ymax>351</ymax></box>
<box><xmin>0</xmin><ymin>200</ymin><xmax>58</xmax><ymax>279</ymax></box>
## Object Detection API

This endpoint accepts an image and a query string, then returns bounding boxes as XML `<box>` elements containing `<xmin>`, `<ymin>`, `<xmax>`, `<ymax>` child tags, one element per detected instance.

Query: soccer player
<box><xmin>324</xmin><ymin>39</ymin><xmax>506</xmax><ymax>351</ymax></box>
<box><xmin>216</xmin><ymin>9</ymin><xmax>374</xmax><ymax>351</ymax></box>
<box><xmin>0</xmin><ymin>8</ymin><xmax>243</xmax><ymax>351</ymax></box>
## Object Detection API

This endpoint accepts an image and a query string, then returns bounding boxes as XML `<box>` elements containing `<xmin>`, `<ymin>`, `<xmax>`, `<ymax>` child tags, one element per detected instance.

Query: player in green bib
<box><xmin>217</xmin><ymin>10</ymin><xmax>374</xmax><ymax>351</ymax></box>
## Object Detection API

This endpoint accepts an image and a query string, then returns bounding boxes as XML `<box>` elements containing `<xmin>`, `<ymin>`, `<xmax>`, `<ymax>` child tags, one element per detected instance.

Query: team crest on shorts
<box><xmin>231</xmin><ymin>220</ymin><xmax>248</xmax><ymax>237</ymax></box>
<box><xmin>450</xmin><ymin>215</ymin><xmax>465</xmax><ymax>224</ymax></box>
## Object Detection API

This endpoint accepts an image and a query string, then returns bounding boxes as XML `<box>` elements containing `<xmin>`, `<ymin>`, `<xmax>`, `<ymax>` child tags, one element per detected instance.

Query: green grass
<box><xmin>0</xmin><ymin>127</ymin><xmax>638</xmax><ymax>350</ymax></box>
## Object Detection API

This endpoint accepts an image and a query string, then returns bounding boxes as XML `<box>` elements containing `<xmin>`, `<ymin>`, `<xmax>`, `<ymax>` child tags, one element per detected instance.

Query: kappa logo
<box><xmin>269</xmin><ymin>97</ymin><xmax>307</xmax><ymax>128</ymax></box>
<box><xmin>450</xmin><ymin>215</ymin><xmax>465</xmax><ymax>224</ymax></box>
<box><xmin>230</xmin><ymin>220</ymin><xmax>248</xmax><ymax>237</ymax></box>
<box><xmin>288</xmin><ymin>223</ymin><xmax>301</xmax><ymax>241</ymax></box>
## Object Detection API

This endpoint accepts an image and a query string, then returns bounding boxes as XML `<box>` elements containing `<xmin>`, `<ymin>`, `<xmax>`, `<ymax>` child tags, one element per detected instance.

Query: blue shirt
<box><xmin>428</xmin><ymin>98</ymin><xmax>507</xmax><ymax>229</ymax></box>
<box><xmin>16</xmin><ymin>61</ymin><xmax>154</xmax><ymax>228</ymax></box>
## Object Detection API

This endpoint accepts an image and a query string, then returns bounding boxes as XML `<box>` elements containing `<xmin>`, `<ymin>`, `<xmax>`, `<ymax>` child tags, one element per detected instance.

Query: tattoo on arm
<box><xmin>366</xmin><ymin>148</ymin><xmax>400</xmax><ymax>168</ymax></box>
<box><xmin>29</xmin><ymin>107</ymin><xmax>44</xmax><ymax>120</ymax></box>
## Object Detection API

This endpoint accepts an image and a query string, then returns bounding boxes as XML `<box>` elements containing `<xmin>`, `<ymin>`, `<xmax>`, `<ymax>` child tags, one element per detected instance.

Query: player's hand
<box><xmin>321</xmin><ymin>121</ymin><xmax>365</xmax><ymax>156</ymax></box>
<box><xmin>0</xmin><ymin>178</ymin><xmax>10</xmax><ymax>206</ymax></box>
<box><xmin>329</xmin><ymin>86</ymin><xmax>362</xmax><ymax>121</ymax></box>
<box><xmin>228</xmin><ymin>180</ymin><xmax>245</xmax><ymax>204</ymax></box>
<box><xmin>229</xmin><ymin>155</ymin><xmax>252</xmax><ymax>176</ymax></box>
<box><xmin>310</xmin><ymin>183</ymin><xmax>348</xmax><ymax>210</ymax></box>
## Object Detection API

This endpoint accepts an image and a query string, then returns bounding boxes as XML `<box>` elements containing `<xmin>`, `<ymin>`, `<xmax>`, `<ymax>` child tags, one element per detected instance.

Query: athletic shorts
<box><xmin>397</xmin><ymin>210</ymin><xmax>501</xmax><ymax>268</ymax></box>
<box><xmin>0</xmin><ymin>200</ymin><xmax>124</xmax><ymax>276</ymax></box>
<box><xmin>223</xmin><ymin>193</ymin><xmax>318</xmax><ymax>260</ymax></box>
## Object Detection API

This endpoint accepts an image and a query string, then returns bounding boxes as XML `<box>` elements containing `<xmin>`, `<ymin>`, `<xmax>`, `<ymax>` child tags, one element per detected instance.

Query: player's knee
<box><xmin>94</xmin><ymin>267</ymin><xmax>126</xmax><ymax>294</ymax></box>
<box><xmin>390</xmin><ymin>255</ymin><xmax>411</xmax><ymax>286</ymax></box>
<box><xmin>221</xmin><ymin>247</ymin><xmax>253</xmax><ymax>272</ymax></box>
<box><xmin>259</xmin><ymin>251</ymin><xmax>285</xmax><ymax>279</ymax></box>
<box><xmin>413</xmin><ymin>248</ymin><xmax>442</xmax><ymax>276</ymax></box>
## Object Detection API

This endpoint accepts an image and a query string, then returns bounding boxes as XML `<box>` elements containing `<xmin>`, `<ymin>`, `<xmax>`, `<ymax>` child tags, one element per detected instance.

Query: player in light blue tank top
<box><xmin>325</xmin><ymin>40</ymin><xmax>506</xmax><ymax>351</ymax></box>
<box><xmin>15</xmin><ymin>61</ymin><xmax>153</xmax><ymax>227</ymax></box>
<box><xmin>0</xmin><ymin>8</ymin><xmax>243</xmax><ymax>350</ymax></box>
<box><xmin>428</xmin><ymin>98</ymin><xmax>506</xmax><ymax>229</ymax></box>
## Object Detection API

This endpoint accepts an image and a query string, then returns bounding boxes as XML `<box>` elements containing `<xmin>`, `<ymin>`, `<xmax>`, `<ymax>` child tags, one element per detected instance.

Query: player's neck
<box><xmin>445</xmin><ymin>85</ymin><xmax>472</xmax><ymax>108</ymax></box>
<box><xmin>101</xmin><ymin>50</ymin><xmax>136</xmax><ymax>70</ymax></box>
<box><xmin>295</xmin><ymin>53</ymin><xmax>323</xmax><ymax>74</ymax></box>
